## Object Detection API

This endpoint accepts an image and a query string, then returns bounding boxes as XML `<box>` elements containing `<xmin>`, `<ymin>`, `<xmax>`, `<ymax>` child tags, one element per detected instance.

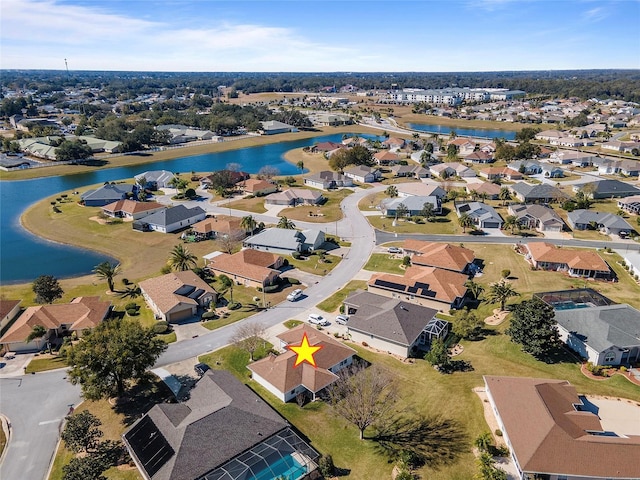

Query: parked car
<box><xmin>287</xmin><ymin>288</ymin><xmax>303</xmax><ymax>302</ymax></box>
<box><xmin>388</xmin><ymin>247</ymin><xmax>402</xmax><ymax>254</ymax></box>
<box><xmin>308</xmin><ymin>314</ymin><xmax>329</xmax><ymax>326</ymax></box>
<box><xmin>335</xmin><ymin>315</ymin><xmax>349</xmax><ymax>325</ymax></box>
<box><xmin>194</xmin><ymin>362</ymin><xmax>210</xmax><ymax>376</ymax></box>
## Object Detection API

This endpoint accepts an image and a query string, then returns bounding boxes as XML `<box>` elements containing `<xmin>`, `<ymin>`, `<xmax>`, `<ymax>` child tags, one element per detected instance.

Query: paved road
<box><xmin>0</xmin><ymin>370</ymin><xmax>81</xmax><ymax>480</ymax></box>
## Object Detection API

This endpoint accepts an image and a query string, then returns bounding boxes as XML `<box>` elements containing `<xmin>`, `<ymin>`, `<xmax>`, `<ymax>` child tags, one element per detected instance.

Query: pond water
<box><xmin>0</xmin><ymin>133</ymin><xmax>377</xmax><ymax>284</ymax></box>
<box><xmin>407</xmin><ymin>123</ymin><xmax>517</xmax><ymax>141</ymax></box>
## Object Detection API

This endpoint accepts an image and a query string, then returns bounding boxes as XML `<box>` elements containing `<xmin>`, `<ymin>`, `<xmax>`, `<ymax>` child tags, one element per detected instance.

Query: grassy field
<box><xmin>226</xmin><ymin>195</ymin><xmax>268</xmax><ymax>214</ymax></box>
<box><xmin>363</xmin><ymin>253</ymin><xmax>405</xmax><ymax>275</ymax></box>
<box><xmin>278</xmin><ymin>188</ymin><xmax>353</xmax><ymax>223</ymax></box>
<box><xmin>317</xmin><ymin>280</ymin><xmax>368</xmax><ymax>313</ymax></box>
<box><xmin>0</xmin><ymin>420</ymin><xmax>6</xmax><ymax>460</ymax></box>
<box><xmin>365</xmin><ymin>207</ymin><xmax>460</xmax><ymax>235</ymax></box>
<box><xmin>25</xmin><ymin>354</ymin><xmax>67</xmax><ymax>373</ymax></box>
<box><xmin>287</xmin><ymin>253</ymin><xmax>341</xmax><ymax>275</ymax></box>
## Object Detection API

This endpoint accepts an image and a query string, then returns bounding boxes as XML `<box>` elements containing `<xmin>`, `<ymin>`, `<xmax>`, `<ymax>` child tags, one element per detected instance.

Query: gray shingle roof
<box><xmin>344</xmin><ymin>291</ymin><xmax>438</xmax><ymax>347</ymax></box>
<box><xmin>243</xmin><ymin>228</ymin><xmax>304</xmax><ymax>251</ymax></box>
<box><xmin>567</xmin><ymin>209</ymin><xmax>633</xmax><ymax>231</ymax></box>
<box><xmin>509</xmin><ymin>182</ymin><xmax>567</xmax><ymax>200</ymax></box>
<box><xmin>139</xmin><ymin>205</ymin><xmax>206</xmax><ymax>227</ymax></box>
<box><xmin>81</xmin><ymin>183</ymin><xmax>134</xmax><ymax>201</ymax></box>
<box><xmin>574</xmin><ymin>179</ymin><xmax>640</xmax><ymax>198</ymax></box>
<box><xmin>555</xmin><ymin>304</ymin><xmax>640</xmax><ymax>353</ymax></box>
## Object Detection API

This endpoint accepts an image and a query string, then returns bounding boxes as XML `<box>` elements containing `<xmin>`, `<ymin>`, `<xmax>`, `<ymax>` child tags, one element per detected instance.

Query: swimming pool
<box><xmin>252</xmin><ymin>454</ymin><xmax>307</xmax><ymax>480</ymax></box>
<box><xmin>553</xmin><ymin>302</ymin><xmax>590</xmax><ymax>310</ymax></box>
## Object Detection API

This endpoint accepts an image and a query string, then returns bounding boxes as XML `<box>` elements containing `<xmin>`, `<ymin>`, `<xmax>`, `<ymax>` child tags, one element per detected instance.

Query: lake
<box><xmin>0</xmin><ymin>133</ymin><xmax>377</xmax><ymax>284</ymax></box>
<box><xmin>407</xmin><ymin>123</ymin><xmax>517</xmax><ymax>141</ymax></box>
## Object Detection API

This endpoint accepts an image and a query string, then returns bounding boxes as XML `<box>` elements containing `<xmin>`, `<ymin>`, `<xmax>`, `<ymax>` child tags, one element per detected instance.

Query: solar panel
<box><xmin>375</xmin><ymin>279</ymin><xmax>403</xmax><ymax>290</ymax></box>
<box><xmin>125</xmin><ymin>416</ymin><xmax>175</xmax><ymax>478</ymax></box>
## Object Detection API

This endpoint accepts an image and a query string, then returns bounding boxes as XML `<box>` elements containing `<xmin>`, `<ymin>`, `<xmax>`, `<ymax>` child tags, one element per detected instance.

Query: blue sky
<box><xmin>1</xmin><ymin>0</ymin><xmax>639</xmax><ymax>72</ymax></box>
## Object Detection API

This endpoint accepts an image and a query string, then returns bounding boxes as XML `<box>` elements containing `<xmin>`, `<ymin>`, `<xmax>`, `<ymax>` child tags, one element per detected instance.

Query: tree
<box><xmin>385</xmin><ymin>185</ymin><xmax>398</xmax><ymax>198</ymax></box>
<box><xmin>506</xmin><ymin>297</ymin><xmax>561</xmax><ymax>358</ymax></box>
<box><xmin>395</xmin><ymin>203</ymin><xmax>409</xmax><ymax>219</ymax></box>
<box><xmin>574</xmin><ymin>189</ymin><xmax>593</xmax><ymax>209</ymax></box>
<box><xmin>168</xmin><ymin>244</ymin><xmax>197</xmax><ymax>271</ymax></box>
<box><xmin>515</xmin><ymin>127</ymin><xmax>541</xmax><ymax>143</ymax></box>
<box><xmin>218</xmin><ymin>274</ymin><xmax>234</xmax><ymax>303</ymax></box>
<box><xmin>458</xmin><ymin>212</ymin><xmax>474</xmax><ymax>233</ymax></box>
<box><xmin>92</xmin><ymin>261</ymin><xmax>121</xmax><ymax>292</ymax></box>
<box><xmin>258</xmin><ymin>165</ymin><xmax>279</xmax><ymax>180</ymax></box>
<box><xmin>421</xmin><ymin>202</ymin><xmax>435</xmax><ymax>222</ymax></box>
<box><xmin>218</xmin><ymin>231</ymin><xmax>243</xmax><ymax>254</ymax></box>
<box><xmin>500</xmin><ymin>269</ymin><xmax>511</xmax><ymax>279</ymax></box>
<box><xmin>503</xmin><ymin>215</ymin><xmax>519</xmax><ymax>234</ymax></box>
<box><xmin>424</xmin><ymin>338</ymin><xmax>450</xmax><ymax>369</ymax></box>
<box><xmin>25</xmin><ymin>324</ymin><xmax>47</xmax><ymax>344</ymax></box>
<box><xmin>240</xmin><ymin>215</ymin><xmax>257</xmax><ymax>235</ymax></box>
<box><xmin>464</xmin><ymin>280</ymin><xmax>484</xmax><ymax>301</ymax></box>
<box><xmin>328</xmin><ymin>149</ymin><xmax>351</xmax><ymax>173</ymax></box>
<box><xmin>66</xmin><ymin>319</ymin><xmax>167</xmax><ymax>400</ymax></box>
<box><xmin>452</xmin><ymin>309</ymin><xmax>483</xmax><ymax>340</ymax></box>
<box><xmin>32</xmin><ymin>274</ymin><xmax>64</xmax><ymax>304</ymax></box>
<box><xmin>498</xmin><ymin>187</ymin><xmax>511</xmax><ymax>206</ymax></box>
<box><xmin>296</xmin><ymin>160</ymin><xmax>305</xmax><ymax>173</ymax></box>
<box><xmin>61</xmin><ymin>411</ymin><xmax>104</xmax><ymax>453</ymax></box>
<box><xmin>230</xmin><ymin>322</ymin><xmax>266</xmax><ymax>361</ymax></box>
<box><xmin>62</xmin><ymin>455</ymin><xmax>108</xmax><ymax>480</ymax></box>
<box><xmin>55</xmin><ymin>139</ymin><xmax>93</xmax><ymax>162</ymax></box>
<box><xmin>486</xmin><ymin>279</ymin><xmax>520</xmax><ymax>312</ymax></box>
<box><xmin>474</xmin><ymin>432</ymin><xmax>493</xmax><ymax>453</ymax></box>
<box><xmin>277</xmin><ymin>216</ymin><xmax>296</xmax><ymax>229</ymax></box>
<box><xmin>446</xmin><ymin>144</ymin><xmax>459</xmax><ymax>160</ymax></box>
<box><xmin>168</xmin><ymin>176</ymin><xmax>188</xmax><ymax>194</ymax></box>
<box><xmin>327</xmin><ymin>363</ymin><xmax>397</xmax><ymax>440</ymax></box>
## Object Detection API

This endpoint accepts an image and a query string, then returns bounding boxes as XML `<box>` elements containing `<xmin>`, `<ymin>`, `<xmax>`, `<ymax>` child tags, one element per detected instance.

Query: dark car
<box><xmin>194</xmin><ymin>362</ymin><xmax>210</xmax><ymax>376</ymax></box>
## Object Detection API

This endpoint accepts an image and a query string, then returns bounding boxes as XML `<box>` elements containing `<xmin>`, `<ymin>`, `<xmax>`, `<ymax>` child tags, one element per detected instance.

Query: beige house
<box><xmin>403</xmin><ymin>240</ymin><xmax>475</xmax><ymax>274</ymax></box>
<box><xmin>139</xmin><ymin>271</ymin><xmax>217</xmax><ymax>323</ymax></box>
<box><xmin>0</xmin><ymin>299</ymin><xmax>21</xmax><ymax>331</ymax></box>
<box><xmin>0</xmin><ymin>297</ymin><xmax>110</xmax><ymax>353</ymax></box>
<box><xmin>242</xmin><ymin>179</ymin><xmax>277</xmax><ymax>196</ymax></box>
<box><xmin>206</xmin><ymin>250</ymin><xmax>283</xmax><ymax>288</ymax></box>
<box><xmin>525</xmin><ymin>243</ymin><xmax>611</xmax><ymax>279</ymax></box>
<box><xmin>101</xmin><ymin>199</ymin><xmax>165</xmax><ymax>221</ymax></box>
<box><xmin>191</xmin><ymin>215</ymin><xmax>245</xmax><ymax>240</ymax></box>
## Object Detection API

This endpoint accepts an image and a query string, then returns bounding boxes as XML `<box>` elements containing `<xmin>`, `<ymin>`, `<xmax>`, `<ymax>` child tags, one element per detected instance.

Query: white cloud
<box><xmin>581</xmin><ymin>6</ymin><xmax>609</xmax><ymax>22</ymax></box>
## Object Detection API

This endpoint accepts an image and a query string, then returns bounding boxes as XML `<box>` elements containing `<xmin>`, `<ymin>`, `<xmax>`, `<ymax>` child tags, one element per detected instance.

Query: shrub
<box><xmin>126</xmin><ymin>308</ymin><xmax>139</xmax><ymax>316</ymax></box>
<box><xmin>122</xmin><ymin>278</ymin><xmax>130</xmax><ymax>286</ymax></box>
<box><xmin>318</xmin><ymin>455</ymin><xmax>335</xmax><ymax>478</ymax></box>
<box><xmin>153</xmin><ymin>322</ymin><xmax>169</xmax><ymax>334</ymax></box>
<box><xmin>620</xmin><ymin>366</ymin><xmax>627</xmax><ymax>373</ymax></box>
<box><xmin>287</xmin><ymin>277</ymin><xmax>301</xmax><ymax>285</ymax></box>
<box><xmin>256</xmin><ymin>287</ymin><xmax>262</xmax><ymax>292</ymax></box>
<box><xmin>264</xmin><ymin>285</ymin><xmax>279</xmax><ymax>293</ymax></box>
<box><xmin>395</xmin><ymin>470</ymin><xmax>414</xmax><ymax>480</ymax></box>
<box><xmin>494</xmin><ymin>429</ymin><xmax>502</xmax><ymax>437</ymax></box>
<box><xmin>314</xmin><ymin>249</ymin><xmax>326</xmax><ymax>256</ymax></box>
<box><xmin>291</xmin><ymin>251</ymin><xmax>301</xmax><ymax>260</ymax></box>
<box><xmin>362</xmin><ymin>341</ymin><xmax>368</xmax><ymax>347</ymax></box>
<box><xmin>282</xmin><ymin>258</ymin><xmax>289</xmax><ymax>267</ymax></box>
<box><xmin>501</xmin><ymin>269</ymin><xmax>511</xmax><ymax>279</ymax></box>
<box><xmin>201</xmin><ymin>311</ymin><xmax>217</xmax><ymax>320</ymax></box>
<box><xmin>402</xmin><ymin>255</ymin><xmax>411</xmax><ymax>266</ymax></box>
<box><xmin>339</xmin><ymin>304</ymin><xmax>345</xmax><ymax>314</ymax></box>
<box><xmin>160</xmin><ymin>265</ymin><xmax>172</xmax><ymax>274</ymax></box>
<box><xmin>227</xmin><ymin>302</ymin><xmax>242</xmax><ymax>310</ymax></box>
<box><xmin>124</xmin><ymin>302</ymin><xmax>139</xmax><ymax>311</ymax></box>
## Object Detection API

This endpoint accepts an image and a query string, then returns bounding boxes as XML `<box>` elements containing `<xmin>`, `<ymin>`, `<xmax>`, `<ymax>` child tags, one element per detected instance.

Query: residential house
<box><xmin>466</xmin><ymin>182</ymin><xmax>501</xmax><ymax>200</ymax></box>
<box><xmin>479</xmin><ymin>166</ymin><xmax>523</xmax><ymax>181</ymax></box>
<box><xmin>549</xmin><ymin>150</ymin><xmax>597</xmax><ymax>166</ymax></box>
<box><xmin>507</xmin><ymin>204</ymin><xmax>565</xmax><ymax>232</ymax></box>
<box><xmin>309</xmin><ymin>113</ymin><xmax>353</xmax><ymax>126</ymax></box>
<box><xmin>264</xmin><ymin>188</ymin><xmax>325</xmax><ymax>206</ymax></box>
<box><xmin>139</xmin><ymin>270</ymin><xmax>217</xmax><ymax>323</ymax></box>
<box><xmin>206</xmin><ymin>249</ymin><xmax>283</xmax><ymax>288</ymax></box>
<box><xmin>463</xmin><ymin>151</ymin><xmax>494</xmax><ymax>164</ymax></box>
<box><xmin>248</xmin><ymin>325</ymin><xmax>356</xmax><ymax>402</ymax></box>
<box><xmin>343</xmin><ymin>165</ymin><xmax>382</xmax><ymax>183</ymax></box>
<box><xmin>383</xmin><ymin>137</ymin><xmax>406</xmax><ymax>150</ymax></box>
<box><xmin>310</xmin><ymin>141</ymin><xmax>344</xmax><ymax>153</ymax></box>
<box><xmin>123</xmin><ymin>370</ymin><xmax>320</xmax><ymax>480</ymax></box>
<box><xmin>373</xmin><ymin>150</ymin><xmax>401</xmax><ymax>165</ymax></box>
<box><xmin>344</xmin><ymin>291</ymin><xmax>446</xmax><ymax>358</ymax></box>
<box><xmin>509</xmin><ymin>182</ymin><xmax>568</xmax><ymax>203</ymax></box>
<box><xmin>402</xmin><ymin>240</ymin><xmax>475</xmax><ymax>274</ymax></box>
<box><xmin>368</xmin><ymin>266</ymin><xmax>468</xmax><ymax>311</ymax></box>
<box><xmin>259</xmin><ymin>120</ymin><xmax>298</xmax><ymax>135</ymax></box>
<box><xmin>430</xmin><ymin>162</ymin><xmax>475</xmax><ymax>178</ymax></box>
<box><xmin>622</xmin><ymin>250</ymin><xmax>640</xmax><ymax>278</ymax></box>
<box><xmin>243</xmin><ymin>228</ymin><xmax>325</xmax><ymax>255</ymax></box>
<box><xmin>303</xmin><ymin>171</ymin><xmax>353</xmax><ymax>190</ymax></box>
<box><xmin>242</xmin><ymin>179</ymin><xmax>277</xmax><ymax>196</ymax></box>
<box><xmin>132</xmin><ymin>205</ymin><xmax>206</xmax><ymax>233</ymax></box>
<box><xmin>535</xmin><ymin>129</ymin><xmax>566</xmax><ymax>142</ymax></box>
<box><xmin>190</xmin><ymin>215</ymin><xmax>245</xmax><ymax>240</ymax></box>
<box><xmin>618</xmin><ymin>195</ymin><xmax>640</xmax><ymax>214</ymax></box>
<box><xmin>510</xmin><ymin>160</ymin><xmax>542</xmax><ymax>175</ymax></box>
<box><xmin>379</xmin><ymin>196</ymin><xmax>442</xmax><ymax>217</ymax></box>
<box><xmin>199</xmin><ymin>170</ymin><xmax>250</xmax><ymax>190</ymax></box>
<box><xmin>572</xmin><ymin>179</ymin><xmax>640</xmax><ymax>199</ymax></box>
<box><xmin>525</xmin><ymin>242</ymin><xmax>611</xmax><ymax>279</ymax></box>
<box><xmin>447</xmin><ymin>138</ymin><xmax>476</xmax><ymax>155</ymax></box>
<box><xmin>156</xmin><ymin>124</ymin><xmax>221</xmax><ymax>144</ymax></box>
<box><xmin>101</xmin><ymin>199</ymin><xmax>165</xmax><ymax>221</ymax></box>
<box><xmin>397</xmin><ymin>183</ymin><xmax>447</xmax><ymax>199</ymax></box>
<box><xmin>554</xmin><ymin>304</ymin><xmax>640</xmax><ymax>366</ymax></box>
<box><xmin>81</xmin><ymin>183</ymin><xmax>137</xmax><ymax>207</ymax></box>
<box><xmin>0</xmin><ymin>297</ymin><xmax>110</xmax><ymax>353</ymax></box>
<box><xmin>484</xmin><ymin>376</ymin><xmax>640</xmax><ymax>480</ymax></box>
<box><xmin>134</xmin><ymin>170</ymin><xmax>176</xmax><ymax>190</ymax></box>
<box><xmin>550</xmin><ymin>136</ymin><xmax>594</xmax><ymax>148</ymax></box>
<box><xmin>389</xmin><ymin>164</ymin><xmax>430</xmax><ymax>178</ymax></box>
<box><xmin>0</xmin><ymin>299</ymin><xmax>21</xmax><ymax>331</ymax></box>
<box><xmin>455</xmin><ymin>202</ymin><xmax>504</xmax><ymax>229</ymax></box>
<box><xmin>593</xmin><ymin>159</ymin><xmax>640</xmax><ymax>176</ymax></box>
<box><xmin>567</xmin><ymin>209</ymin><xmax>634</xmax><ymax>236</ymax></box>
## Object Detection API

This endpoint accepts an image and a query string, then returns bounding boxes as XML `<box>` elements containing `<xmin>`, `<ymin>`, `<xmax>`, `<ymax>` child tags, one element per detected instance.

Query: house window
<box><xmin>604</xmin><ymin>351</ymin><xmax>616</xmax><ymax>363</ymax></box>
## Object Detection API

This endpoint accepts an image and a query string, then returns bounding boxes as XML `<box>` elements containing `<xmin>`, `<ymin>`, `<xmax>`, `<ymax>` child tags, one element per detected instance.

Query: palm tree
<box><xmin>240</xmin><ymin>215</ymin><xmax>257</xmax><ymax>235</ymax></box>
<box><xmin>93</xmin><ymin>261</ymin><xmax>121</xmax><ymax>292</ymax></box>
<box><xmin>458</xmin><ymin>212</ymin><xmax>474</xmax><ymax>233</ymax></box>
<box><xmin>218</xmin><ymin>274</ymin><xmax>234</xmax><ymax>303</ymax></box>
<box><xmin>487</xmin><ymin>279</ymin><xmax>520</xmax><ymax>312</ymax></box>
<box><xmin>385</xmin><ymin>185</ymin><xmax>398</xmax><ymax>198</ymax></box>
<box><xmin>168</xmin><ymin>244</ymin><xmax>197</xmax><ymax>271</ymax></box>
<box><xmin>277</xmin><ymin>216</ymin><xmax>296</xmax><ymax>229</ymax></box>
<box><xmin>296</xmin><ymin>160</ymin><xmax>304</xmax><ymax>174</ymax></box>
<box><xmin>464</xmin><ymin>280</ymin><xmax>484</xmax><ymax>301</ymax></box>
<box><xmin>503</xmin><ymin>215</ymin><xmax>519</xmax><ymax>234</ymax></box>
<box><xmin>25</xmin><ymin>324</ymin><xmax>47</xmax><ymax>345</ymax></box>
<box><xmin>498</xmin><ymin>187</ymin><xmax>512</xmax><ymax>206</ymax></box>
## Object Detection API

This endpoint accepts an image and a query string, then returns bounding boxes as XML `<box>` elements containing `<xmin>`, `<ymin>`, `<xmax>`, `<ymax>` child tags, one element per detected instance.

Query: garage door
<box><xmin>168</xmin><ymin>308</ymin><xmax>193</xmax><ymax>322</ymax></box>
<box><xmin>484</xmin><ymin>222</ymin><xmax>499</xmax><ymax>229</ymax></box>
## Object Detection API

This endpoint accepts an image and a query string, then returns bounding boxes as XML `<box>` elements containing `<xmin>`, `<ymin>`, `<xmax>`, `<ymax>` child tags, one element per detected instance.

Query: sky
<box><xmin>1</xmin><ymin>0</ymin><xmax>639</xmax><ymax>72</ymax></box>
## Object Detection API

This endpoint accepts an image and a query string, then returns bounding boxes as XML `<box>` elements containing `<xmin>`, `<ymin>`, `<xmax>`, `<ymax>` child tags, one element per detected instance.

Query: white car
<box><xmin>388</xmin><ymin>247</ymin><xmax>402</xmax><ymax>254</ymax></box>
<box><xmin>308</xmin><ymin>314</ymin><xmax>329</xmax><ymax>326</ymax></box>
<box><xmin>335</xmin><ymin>315</ymin><xmax>349</xmax><ymax>325</ymax></box>
<box><xmin>287</xmin><ymin>289</ymin><xmax>303</xmax><ymax>302</ymax></box>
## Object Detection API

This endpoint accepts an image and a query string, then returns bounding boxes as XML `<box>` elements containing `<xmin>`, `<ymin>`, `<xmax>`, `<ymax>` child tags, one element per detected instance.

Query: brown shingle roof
<box><xmin>402</xmin><ymin>241</ymin><xmax>474</xmax><ymax>273</ymax></box>
<box><xmin>0</xmin><ymin>299</ymin><xmax>21</xmax><ymax>319</ymax></box>
<box><xmin>369</xmin><ymin>266</ymin><xmax>468</xmax><ymax>303</ymax></box>
<box><xmin>191</xmin><ymin>215</ymin><xmax>243</xmax><ymax>236</ymax></box>
<box><xmin>0</xmin><ymin>297</ymin><xmax>110</xmax><ymax>344</ymax></box>
<box><xmin>139</xmin><ymin>271</ymin><xmax>217</xmax><ymax>316</ymax></box>
<box><xmin>527</xmin><ymin>242</ymin><xmax>609</xmax><ymax>272</ymax></box>
<box><xmin>102</xmin><ymin>199</ymin><xmax>164</xmax><ymax>215</ymax></box>
<box><xmin>485</xmin><ymin>376</ymin><xmax>640</xmax><ymax>478</ymax></box>
<box><xmin>207</xmin><ymin>250</ymin><xmax>281</xmax><ymax>284</ymax></box>
<box><xmin>248</xmin><ymin>324</ymin><xmax>355</xmax><ymax>395</ymax></box>
<box><xmin>243</xmin><ymin>179</ymin><xmax>274</xmax><ymax>193</ymax></box>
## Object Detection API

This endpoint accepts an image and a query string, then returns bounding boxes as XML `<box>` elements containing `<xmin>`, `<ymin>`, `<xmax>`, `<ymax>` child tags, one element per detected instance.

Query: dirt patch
<box><xmin>89</xmin><ymin>216</ymin><xmax>109</xmax><ymax>225</ymax></box>
<box><xmin>484</xmin><ymin>309</ymin><xmax>509</xmax><ymax>326</ymax></box>
<box><xmin>450</xmin><ymin>344</ymin><xmax>464</xmax><ymax>356</ymax></box>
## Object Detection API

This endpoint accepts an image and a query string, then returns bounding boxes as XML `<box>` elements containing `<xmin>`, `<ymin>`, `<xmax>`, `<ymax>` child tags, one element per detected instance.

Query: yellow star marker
<box><xmin>288</xmin><ymin>332</ymin><xmax>322</xmax><ymax>368</ymax></box>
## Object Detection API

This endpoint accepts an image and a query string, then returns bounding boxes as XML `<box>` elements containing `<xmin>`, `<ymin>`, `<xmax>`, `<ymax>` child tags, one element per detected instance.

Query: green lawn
<box><xmin>198</xmin><ymin>342</ymin><xmax>273</xmax><ymax>382</ymax></box>
<box><xmin>363</xmin><ymin>253</ymin><xmax>405</xmax><ymax>274</ymax></box>
<box><xmin>278</xmin><ymin>189</ymin><xmax>353</xmax><ymax>223</ymax></box>
<box><xmin>287</xmin><ymin>253</ymin><xmax>341</xmax><ymax>275</ymax></box>
<box><xmin>284</xmin><ymin>319</ymin><xmax>304</xmax><ymax>329</ymax></box>
<box><xmin>0</xmin><ymin>420</ymin><xmax>6</xmax><ymax>460</ymax></box>
<box><xmin>25</xmin><ymin>354</ymin><xmax>67</xmax><ymax>373</ymax></box>
<box><xmin>365</xmin><ymin>207</ymin><xmax>459</xmax><ymax>234</ymax></box>
<box><xmin>226</xmin><ymin>195</ymin><xmax>268</xmax><ymax>214</ymax></box>
<box><xmin>317</xmin><ymin>280</ymin><xmax>368</xmax><ymax>313</ymax></box>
